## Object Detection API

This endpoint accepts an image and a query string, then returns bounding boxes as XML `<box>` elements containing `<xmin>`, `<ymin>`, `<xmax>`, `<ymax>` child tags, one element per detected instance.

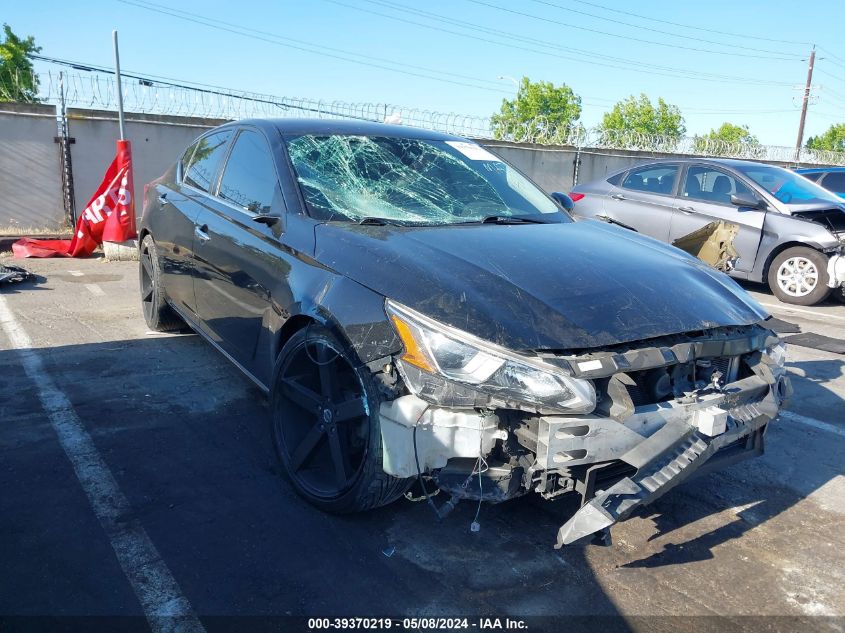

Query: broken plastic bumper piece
<box><xmin>554</xmin><ymin>379</ymin><xmax>783</xmax><ymax>548</ymax></box>
<box><xmin>827</xmin><ymin>254</ymin><xmax>845</xmax><ymax>288</ymax></box>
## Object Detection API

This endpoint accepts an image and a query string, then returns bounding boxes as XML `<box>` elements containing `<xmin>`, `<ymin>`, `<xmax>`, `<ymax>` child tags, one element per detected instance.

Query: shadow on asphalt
<box><xmin>2</xmin><ymin>333</ymin><xmax>843</xmax><ymax>626</ymax></box>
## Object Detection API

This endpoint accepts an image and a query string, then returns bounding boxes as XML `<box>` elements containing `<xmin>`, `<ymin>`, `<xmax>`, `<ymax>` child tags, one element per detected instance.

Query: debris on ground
<box><xmin>0</xmin><ymin>263</ymin><xmax>33</xmax><ymax>285</ymax></box>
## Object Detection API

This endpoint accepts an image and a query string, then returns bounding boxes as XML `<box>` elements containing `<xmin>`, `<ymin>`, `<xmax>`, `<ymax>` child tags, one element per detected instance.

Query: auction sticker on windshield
<box><xmin>445</xmin><ymin>141</ymin><xmax>501</xmax><ymax>161</ymax></box>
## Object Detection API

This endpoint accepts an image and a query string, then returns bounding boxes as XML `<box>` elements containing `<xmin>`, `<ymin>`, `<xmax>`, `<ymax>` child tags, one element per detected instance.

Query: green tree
<box><xmin>599</xmin><ymin>94</ymin><xmax>686</xmax><ymax>142</ymax></box>
<box><xmin>806</xmin><ymin>123</ymin><xmax>845</xmax><ymax>153</ymax></box>
<box><xmin>693</xmin><ymin>122</ymin><xmax>760</xmax><ymax>155</ymax></box>
<box><xmin>0</xmin><ymin>24</ymin><xmax>41</xmax><ymax>102</ymax></box>
<box><xmin>491</xmin><ymin>77</ymin><xmax>581</xmax><ymax>143</ymax></box>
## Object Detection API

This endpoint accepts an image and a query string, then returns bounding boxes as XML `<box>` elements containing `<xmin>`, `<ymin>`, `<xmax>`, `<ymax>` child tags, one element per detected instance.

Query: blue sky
<box><xmin>6</xmin><ymin>0</ymin><xmax>845</xmax><ymax>146</ymax></box>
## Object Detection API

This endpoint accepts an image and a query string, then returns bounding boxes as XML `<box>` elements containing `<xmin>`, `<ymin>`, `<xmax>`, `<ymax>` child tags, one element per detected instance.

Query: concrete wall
<box><xmin>67</xmin><ymin>109</ymin><xmax>226</xmax><ymax>214</ymax></box>
<box><xmin>0</xmin><ymin>102</ymin><xmax>64</xmax><ymax>229</ymax></box>
<box><xmin>1</xmin><ymin>106</ymin><xmax>840</xmax><ymax>230</ymax></box>
<box><xmin>481</xmin><ymin>140</ymin><xmax>578</xmax><ymax>193</ymax></box>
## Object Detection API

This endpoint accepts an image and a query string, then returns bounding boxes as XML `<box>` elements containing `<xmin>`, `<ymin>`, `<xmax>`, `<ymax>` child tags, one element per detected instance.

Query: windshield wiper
<box><xmin>480</xmin><ymin>215</ymin><xmax>549</xmax><ymax>225</ymax></box>
<box><xmin>358</xmin><ymin>217</ymin><xmax>399</xmax><ymax>226</ymax></box>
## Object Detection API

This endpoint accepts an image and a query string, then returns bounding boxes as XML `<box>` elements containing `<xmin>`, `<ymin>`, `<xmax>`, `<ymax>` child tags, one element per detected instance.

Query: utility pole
<box><xmin>795</xmin><ymin>46</ymin><xmax>816</xmax><ymax>160</ymax></box>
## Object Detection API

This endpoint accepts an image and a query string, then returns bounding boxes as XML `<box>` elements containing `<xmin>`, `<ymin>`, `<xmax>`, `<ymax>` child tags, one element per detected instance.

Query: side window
<box><xmin>606</xmin><ymin>172</ymin><xmax>623</xmax><ymax>186</ymax></box>
<box><xmin>621</xmin><ymin>165</ymin><xmax>678</xmax><ymax>195</ymax></box>
<box><xmin>682</xmin><ymin>167</ymin><xmax>753</xmax><ymax>205</ymax></box>
<box><xmin>218</xmin><ymin>130</ymin><xmax>280</xmax><ymax>213</ymax></box>
<box><xmin>180</xmin><ymin>141</ymin><xmax>199</xmax><ymax>179</ymax></box>
<box><xmin>821</xmin><ymin>172</ymin><xmax>845</xmax><ymax>192</ymax></box>
<box><xmin>184</xmin><ymin>130</ymin><xmax>233</xmax><ymax>193</ymax></box>
<box><xmin>799</xmin><ymin>171</ymin><xmax>823</xmax><ymax>182</ymax></box>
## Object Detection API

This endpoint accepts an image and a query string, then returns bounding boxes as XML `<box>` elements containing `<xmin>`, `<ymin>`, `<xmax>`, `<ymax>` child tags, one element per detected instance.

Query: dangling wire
<box><xmin>469</xmin><ymin>420</ymin><xmax>489</xmax><ymax>532</ymax></box>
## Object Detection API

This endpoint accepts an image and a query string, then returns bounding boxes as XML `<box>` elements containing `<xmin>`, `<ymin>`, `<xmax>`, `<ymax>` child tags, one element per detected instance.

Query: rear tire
<box><xmin>767</xmin><ymin>246</ymin><xmax>831</xmax><ymax>306</ymax></box>
<box><xmin>139</xmin><ymin>235</ymin><xmax>185</xmax><ymax>332</ymax></box>
<box><xmin>271</xmin><ymin>326</ymin><xmax>410</xmax><ymax>514</ymax></box>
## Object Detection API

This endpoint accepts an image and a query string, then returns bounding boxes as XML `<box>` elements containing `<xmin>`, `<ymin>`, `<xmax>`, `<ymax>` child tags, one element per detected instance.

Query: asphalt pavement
<box><xmin>1</xmin><ymin>254</ymin><xmax>843</xmax><ymax>632</ymax></box>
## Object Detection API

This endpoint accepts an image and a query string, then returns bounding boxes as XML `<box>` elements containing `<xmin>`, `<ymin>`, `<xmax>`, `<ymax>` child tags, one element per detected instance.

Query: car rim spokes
<box><xmin>140</xmin><ymin>248</ymin><xmax>155</xmax><ymax>319</ymax></box>
<box><xmin>277</xmin><ymin>339</ymin><xmax>369</xmax><ymax>497</ymax></box>
<box><xmin>777</xmin><ymin>257</ymin><xmax>818</xmax><ymax>297</ymax></box>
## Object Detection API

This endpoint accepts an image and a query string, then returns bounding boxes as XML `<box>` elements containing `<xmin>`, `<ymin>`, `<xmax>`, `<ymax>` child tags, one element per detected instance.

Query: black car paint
<box><xmin>314</xmin><ymin>219</ymin><xmax>767</xmax><ymax>352</ymax></box>
<box><xmin>141</xmin><ymin>119</ymin><xmax>768</xmax><ymax>392</ymax></box>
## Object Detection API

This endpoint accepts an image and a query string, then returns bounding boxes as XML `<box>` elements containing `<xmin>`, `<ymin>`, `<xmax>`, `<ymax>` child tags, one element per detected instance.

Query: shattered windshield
<box><xmin>285</xmin><ymin>134</ymin><xmax>565</xmax><ymax>225</ymax></box>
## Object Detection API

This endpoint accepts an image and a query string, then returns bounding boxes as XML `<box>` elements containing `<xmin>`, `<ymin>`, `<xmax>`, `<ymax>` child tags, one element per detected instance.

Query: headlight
<box><xmin>386</xmin><ymin>300</ymin><xmax>596</xmax><ymax>413</ymax></box>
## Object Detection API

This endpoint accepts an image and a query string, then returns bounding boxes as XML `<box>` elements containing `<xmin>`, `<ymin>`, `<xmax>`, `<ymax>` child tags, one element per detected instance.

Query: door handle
<box><xmin>194</xmin><ymin>225</ymin><xmax>210</xmax><ymax>244</ymax></box>
<box><xmin>677</xmin><ymin>206</ymin><xmax>695</xmax><ymax>214</ymax></box>
<box><xmin>157</xmin><ymin>193</ymin><xmax>168</xmax><ymax>206</ymax></box>
<box><xmin>610</xmin><ymin>194</ymin><xmax>626</xmax><ymax>200</ymax></box>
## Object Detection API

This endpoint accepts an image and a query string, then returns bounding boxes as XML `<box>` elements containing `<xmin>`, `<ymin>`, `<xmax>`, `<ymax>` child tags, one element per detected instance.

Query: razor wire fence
<box><xmin>3</xmin><ymin>65</ymin><xmax>845</xmax><ymax>166</ymax></box>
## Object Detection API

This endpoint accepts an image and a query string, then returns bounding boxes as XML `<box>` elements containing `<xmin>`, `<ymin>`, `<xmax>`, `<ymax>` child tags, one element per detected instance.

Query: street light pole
<box><xmin>497</xmin><ymin>75</ymin><xmax>520</xmax><ymax>94</ymax></box>
<box><xmin>113</xmin><ymin>30</ymin><xmax>126</xmax><ymax>141</ymax></box>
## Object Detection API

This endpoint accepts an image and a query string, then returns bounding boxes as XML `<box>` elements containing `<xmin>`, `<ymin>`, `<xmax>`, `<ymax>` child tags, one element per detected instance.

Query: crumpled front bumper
<box><xmin>554</xmin><ymin>369</ymin><xmax>790</xmax><ymax>547</ymax></box>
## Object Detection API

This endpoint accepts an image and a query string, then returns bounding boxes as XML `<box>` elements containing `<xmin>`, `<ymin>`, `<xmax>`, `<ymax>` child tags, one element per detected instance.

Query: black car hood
<box><xmin>313</xmin><ymin>219</ymin><xmax>768</xmax><ymax>351</ymax></box>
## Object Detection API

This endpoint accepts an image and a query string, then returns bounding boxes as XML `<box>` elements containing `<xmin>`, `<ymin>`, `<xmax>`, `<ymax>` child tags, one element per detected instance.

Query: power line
<box><xmin>524</xmin><ymin>0</ymin><xmax>800</xmax><ymax>58</ymax></box>
<box><xmin>551</xmin><ymin>0</ymin><xmax>811</xmax><ymax>46</ymax></box>
<box><xmin>322</xmin><ymin>0</ymin><xmax>796</xmax><ymax>87</ymax></box>
<box><xmin>817</xmin><ymin>46</ymin><xmax>845</xmax><ymax>68</ymax></box>
<box><xmin>115</xmin><ymin>0</ymin><xmax>513</xmax><ymax>95</ymax></box>
<box><xmin>462</xmin><ymin>0</ymin><xmax>800</xmax><ymax>62</ymax></box>
<box><xmin>28</xmin><ymin>54</ymin><xmax>377</xmax><ymax>120</ymax></box>
<box><xmin>32</xmin><ymin>52</ymin><xmax>804</xmax><ymax>126</ymax></box>
<box><xmin>816</xmin><ymin>68</ymin><xmax>845</xmax><ymax>87</ymax></box>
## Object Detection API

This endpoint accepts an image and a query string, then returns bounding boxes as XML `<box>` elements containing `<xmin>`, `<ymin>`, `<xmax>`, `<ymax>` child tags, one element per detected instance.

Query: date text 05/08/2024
<box><xmin>307</xmin><ymin>617</ymin><xmax>528</xmax><ymax>630</ymax></box>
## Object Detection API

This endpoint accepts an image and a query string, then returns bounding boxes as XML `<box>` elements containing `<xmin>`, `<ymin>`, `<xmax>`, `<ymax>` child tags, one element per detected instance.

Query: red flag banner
<box><xmin>13</xmin><ymin>140</ymin><xmax>138</xmax><ymax>258</ymax></box>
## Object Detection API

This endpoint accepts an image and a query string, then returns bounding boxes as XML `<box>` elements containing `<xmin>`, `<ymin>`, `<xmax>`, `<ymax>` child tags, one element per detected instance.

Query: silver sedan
<box><xmin>570</xmin><ymin>158</ymin><xmax>845</xmax><ymax>305</ymax></box>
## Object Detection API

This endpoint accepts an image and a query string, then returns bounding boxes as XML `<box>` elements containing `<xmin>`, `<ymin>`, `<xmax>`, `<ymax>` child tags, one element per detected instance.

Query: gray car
<box><xmin>570</xmin><ymin>158</ymin><xmax>845</xmax><ymax>305</ymax></box>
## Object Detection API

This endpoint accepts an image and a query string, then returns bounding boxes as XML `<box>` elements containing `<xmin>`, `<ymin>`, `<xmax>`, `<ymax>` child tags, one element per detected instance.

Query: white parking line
<box><xmin>781</xmin><ymin>410</ymin><xmax>845</xmax><ymax>439</ymax></box>
<box><xmin>85</xmin><ymin>283</ymin><xmax>106</xmax><ymax>297</ymax></box>
<box><xmin>0</xmin><ymin>295</ymin><xmax>205</xmax><ymax>633</ymax></box>
<box><xmin>759</xmin><ymin>302</ymin><xmax>845</xmax><ymax>323</ymax></box>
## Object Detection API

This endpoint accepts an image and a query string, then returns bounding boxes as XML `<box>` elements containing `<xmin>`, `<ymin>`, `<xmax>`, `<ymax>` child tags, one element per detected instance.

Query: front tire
<box><xmin>271</xmin><ymin>326</ymin><xmax>410</xmax><ymax>513</ymax></box>
<box><xmin>767</xmin><ymin>247</ymin><xmax>832</xmax><ymax>306</ymax></box>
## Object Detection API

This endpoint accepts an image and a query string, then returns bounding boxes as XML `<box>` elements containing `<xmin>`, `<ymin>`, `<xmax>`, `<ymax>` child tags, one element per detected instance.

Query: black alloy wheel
<box><xmin>272</xmin><ymin>326</ymin><xmax>409</xmax><ymax>513</ymax></box>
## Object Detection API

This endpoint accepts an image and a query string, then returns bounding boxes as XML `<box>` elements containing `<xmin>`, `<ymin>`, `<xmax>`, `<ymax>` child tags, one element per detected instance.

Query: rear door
<box><xmin>668</xmin><ymin>164</ymin><xmax>765</xmax><ymax>274</ymax></box>
<box><xmin>157</xmin><ymin>129</ymin><xmax>233</xmax><ymax>317</ymax></box>
<box><xmin>193</xmin><ymin>127</ymin><xmax>288</xmax><ymax>381</ymax></box>
<box><xmin>603</xmin><ymin>163</ymin><xmax>680</xmax><ymax>241</ymax></box>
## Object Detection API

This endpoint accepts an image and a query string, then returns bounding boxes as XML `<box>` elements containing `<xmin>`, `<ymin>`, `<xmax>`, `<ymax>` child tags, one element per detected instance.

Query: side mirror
<box><xmin>551</xmin><ymin>191</ymin><xmax>575</xmax><ymax>212</ymax></box>
<box><xmin>730</xmin><ymin>194</ymin><xmax>766</xmax><ymax>210</ymax></box>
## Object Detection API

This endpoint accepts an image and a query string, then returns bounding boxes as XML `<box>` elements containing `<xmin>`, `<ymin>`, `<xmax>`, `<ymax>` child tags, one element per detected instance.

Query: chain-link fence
<box><xmin>3</xmin><ymin>65</ymin><xmax>844</xmax><ymax>165</ymax></box>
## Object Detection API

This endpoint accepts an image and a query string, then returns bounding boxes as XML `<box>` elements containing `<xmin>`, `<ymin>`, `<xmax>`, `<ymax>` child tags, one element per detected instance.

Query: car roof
<box><xmin>795</xmin><ymin>166</ymin><xmax>845</xmax><ymax>173</ymax></box>
<box><xmin>609</xmin><ymin>157</ymin><xmax>780</xmax><ymax>175</ymax></box>
<box><xmin>215</xmin><ymin>117</ymin><xmax>468</xmax><ymax>141</ymax></box>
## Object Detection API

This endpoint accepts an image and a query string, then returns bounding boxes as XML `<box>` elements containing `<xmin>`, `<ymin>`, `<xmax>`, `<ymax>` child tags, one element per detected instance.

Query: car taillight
<box><xmin>569</xmin><ymin>192</ymin><xmax>585</xmax><ymax>202</ymax></box>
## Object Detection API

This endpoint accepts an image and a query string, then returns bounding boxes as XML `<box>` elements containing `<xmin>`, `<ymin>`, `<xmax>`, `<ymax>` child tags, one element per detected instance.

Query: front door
<box><xmin>669</xmin><ymin>165</ymin><xmax>765</xmax><ymax>274</ymax></box>
<box><xmin>193</xmin><ymin>128</ymin><xmax>287</xmax><ymax>382</ymax></box>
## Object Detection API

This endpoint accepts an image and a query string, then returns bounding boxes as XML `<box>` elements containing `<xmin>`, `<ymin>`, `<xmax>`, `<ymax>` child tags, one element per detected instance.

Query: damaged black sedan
<box><xmin>139</xmin><ymin>119</ymin><xmax>790</xmax><ymax>546</ymax></box>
